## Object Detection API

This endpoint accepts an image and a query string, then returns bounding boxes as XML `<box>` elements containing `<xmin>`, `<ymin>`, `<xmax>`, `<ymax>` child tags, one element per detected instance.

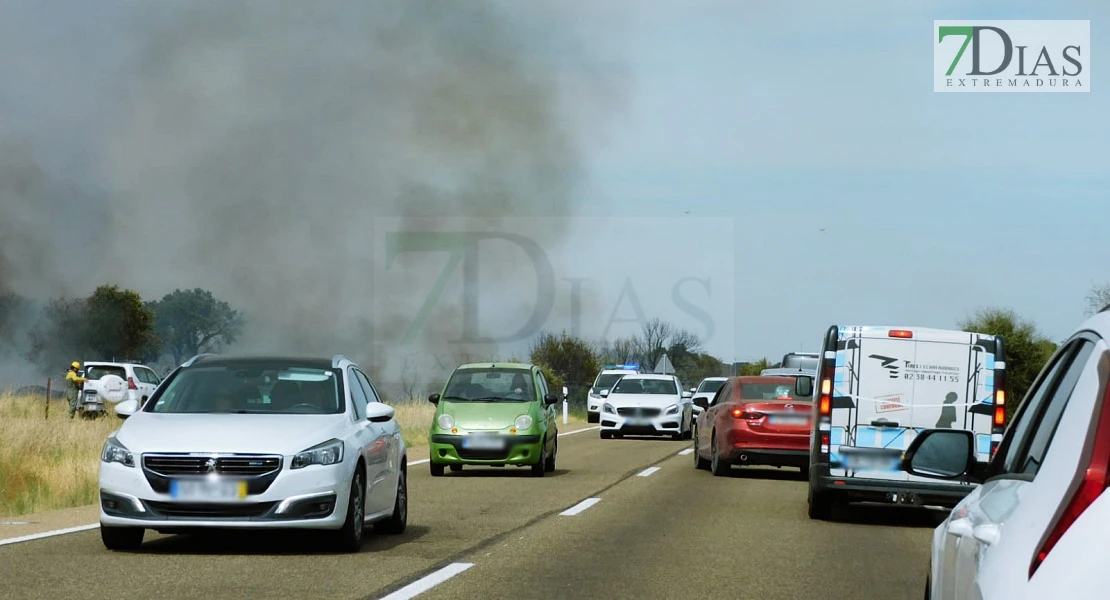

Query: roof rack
<box><xmin>182</xmin><ymin>353</ymin><xmax>219</xmax><ymax>367</ymax></box>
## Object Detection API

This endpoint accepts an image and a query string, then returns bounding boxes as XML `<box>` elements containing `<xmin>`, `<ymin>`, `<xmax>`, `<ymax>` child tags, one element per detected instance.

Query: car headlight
<box><xmin>602</xmin><ymin>403</ymin><xmax>615</xmax><ymax>414</ymax></box>
<box><xmin>291</xmin><ymin>438</ymin><xmax>344</xmax><ymax>469</ymax></box>
<box><xmin>101</xmin><ymin>436</ymin><xmax>134</xmax><ymax>467</ymax></box>
<box><xmin>438</xmin><ymin>414</ymin><xmax>454</xmax><ymax>430</ymax></box>
<box><xmin>589</xmin><ymin>391</ymin><xmax>600</xmax><ymax>399</ymax></box>
<box><xmin>665</xmin><ymin>404</ymin><xmax>679</xmax><ymax>415</ymax></box>
<box><xmin>515</xmin><ymin>415</ymin><xmax>533</xmax><ymax>430</ymax></box>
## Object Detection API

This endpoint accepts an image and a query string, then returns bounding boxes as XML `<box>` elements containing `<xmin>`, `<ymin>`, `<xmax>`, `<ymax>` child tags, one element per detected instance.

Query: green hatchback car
<box><xmin>428</xmin><ymin>362</ymin><xmax>561</xmax><ymax>477</ymax></box>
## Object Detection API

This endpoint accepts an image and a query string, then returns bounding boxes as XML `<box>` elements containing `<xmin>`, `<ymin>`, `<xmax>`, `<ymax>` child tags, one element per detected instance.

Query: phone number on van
<box><xmin>904</xmin><ymin>374</ymin><xmax>959</xmax><ymax>382</ymax></box>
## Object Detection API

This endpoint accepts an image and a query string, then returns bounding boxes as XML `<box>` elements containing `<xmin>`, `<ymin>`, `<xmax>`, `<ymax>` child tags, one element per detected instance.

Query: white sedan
<box><xmin>599</xmin><ymin>374</ymin><xmax>693</xmax><ymax>440</ymax></box>
<box><xmin>901</xmin><ymin>307</ymin><xmax>1110</xmax><ymax>600</ymax></box>
<box><xmin>97</xmin><ymin>353</ymin><xmax>408</xmax><ymax>552</ymax></box>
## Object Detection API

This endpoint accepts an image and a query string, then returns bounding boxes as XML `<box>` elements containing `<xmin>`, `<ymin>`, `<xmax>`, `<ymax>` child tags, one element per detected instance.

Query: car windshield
<box><xmin>594</xmin><ymin>373</ymin><xmax>626</xmax><ymax>390</ymax></box>
<box><xmin>782</xmin><ymin>355</ymin><xmax>819</xmax><ymax>370</ymax></box>
<box><xmin>697</xmin><ymin>379</ymin><xmax>725</xmax><ymax>393</ymax></box>
<box><xmin>740</xmin><ymin>382</ymin><xmax>808</xmax><ymax>401</ymax></box>
<box><xmin>611</xmin><ymin>378</ymin><xmax>677</xmax><ymax>395</ymax></box>
<box><xmin>145</xmin><ymin>362</ymin><xmax>342</xmax><ymax>414</ymax></box>
<box><xmin>442</xmin><ymin>368</ymin><xmax>534</xmax><ymax>402</ymax></box>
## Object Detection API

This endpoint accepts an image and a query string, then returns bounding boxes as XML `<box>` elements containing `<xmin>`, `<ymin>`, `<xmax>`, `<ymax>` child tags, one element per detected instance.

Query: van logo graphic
<box><xmin>869</xmin><ymin>354</ymin><xmax>903</xmax><ymax>379</ymax></box>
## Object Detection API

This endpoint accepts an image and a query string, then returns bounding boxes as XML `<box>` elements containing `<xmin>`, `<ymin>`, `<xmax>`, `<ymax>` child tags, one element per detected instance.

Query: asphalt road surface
<box><xmin>0</xmin><ymin>427</ymin><xmax>939</xmax><ymax>600</ymax></box>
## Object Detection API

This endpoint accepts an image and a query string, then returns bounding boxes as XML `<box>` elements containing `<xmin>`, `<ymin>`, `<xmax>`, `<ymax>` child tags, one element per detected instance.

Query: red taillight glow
<box><xmin>1030</xmin><ymin>378</ymin><xmax>1110</xmax><ymax>576</ymax></box>
<box><xmin>819</xmin><ymin>395</ymin><xmax>830</xmax><ymax>416</ymax></box>
<box><xmin>821</xmin><ymin>434</ymin><xmax>830</xmax><ymax>445</ymax></box>
<box><xmin>889</xmin><ymin>330</ymin><xmax>913</xmax><ymax>338</ymax></box>
<box><xmin>732</xmin><ymin>408</ymin><xmax>765</xmax><ymax>420</ymax></box>
<box><xmin>993</xmin><ymin>406</ymin><xmax>1006</xmax><ymax>426</ymax></box>
<box><xmin>127</xmin><ymin>377</ymin><xmax>137</xmax><ymax>390</ymax></box>
<box><xmin>777</xmin><ymin>395</ymin><xmax>793</xmax><ymax>400</ymax></box>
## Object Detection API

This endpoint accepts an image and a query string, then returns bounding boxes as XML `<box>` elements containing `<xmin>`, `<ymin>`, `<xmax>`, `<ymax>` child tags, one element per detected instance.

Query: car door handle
<box><xmin>972</xmin><ymin>523</ymin><xmax>1001</xmax><ymax>546</ymax></box>
<box><xmin>947</xmin><ymin>517</ymin><xmax>974</xmax><ymax>538</ymax></box>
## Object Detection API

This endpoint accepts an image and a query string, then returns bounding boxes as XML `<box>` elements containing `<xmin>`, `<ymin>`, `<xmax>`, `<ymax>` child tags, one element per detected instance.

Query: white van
<box><xmin>806</xmin><ymin>325</ymin><xmax>1007</xmax><ymax>520</ymax></box>
<box><xmin>586</xmin><ymin>364</ymin><xmax>641</xmax><ymax>423</ymax></box>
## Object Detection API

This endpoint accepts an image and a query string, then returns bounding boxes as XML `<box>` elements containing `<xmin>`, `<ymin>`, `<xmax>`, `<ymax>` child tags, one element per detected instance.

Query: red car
<box><xmin>692</xmin><ymin>375</ymin><xmax>814</xmax><ymax>476</ymax></box>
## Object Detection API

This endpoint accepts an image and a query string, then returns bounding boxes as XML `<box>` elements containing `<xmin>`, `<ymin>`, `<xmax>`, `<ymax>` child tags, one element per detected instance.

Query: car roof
<box><xmin>620</xmin><ymin>373</ymin><xmax>675</xmax><ymax>380</ymax></box>
<box><xmin>456</xmin><ymin>362</ymin><xmax>535</xmax><ymax>371</ymax></box>
<box><xmin>700</xmin><ymin>376</ymin><xmax>728</xmax><ymax>381</ymax></box>
<box><xmin>185</xmin><ymin>354</ymin><xmax>336</xmax><ymax>369</ymax></box>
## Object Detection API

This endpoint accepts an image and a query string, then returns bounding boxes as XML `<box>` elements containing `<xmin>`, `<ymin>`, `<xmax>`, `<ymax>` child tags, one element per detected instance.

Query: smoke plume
<box><xmin>0</xmin><ymin>1</ymin><xmax>627</xmax><ymax>394</ymax></box>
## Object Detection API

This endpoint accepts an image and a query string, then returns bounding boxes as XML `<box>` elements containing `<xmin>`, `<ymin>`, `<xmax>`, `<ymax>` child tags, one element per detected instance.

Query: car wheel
<box><xmin>600</xmin><ymin>431</ymin><xmax>612</xmax><ymax>440</ymax></box>
<box><xmin>430</xmin><ymin>462</ymin><xmax>445</xmax><ymax>477</ymax></box>
<box><xmin>100</xmin><ymin>525</ymin><xmax>144</xmax><ymax>551</ymax></box>
<box><xmin>330</xmin><ymin>469</ymin><xmax>366</xmax><ymax>552</ymax></box>
<box><xmin>544</xmin><ymin>437</ymin><xmax>557</xmax><ymax>472</ymax></box>
<box><xmin>693</xmin><ymin>428</ymin><xmax>710</xmax><ymax>471</ymax></box>
<box><xmin>587</xmin><ymin>412</ymin><xmax>599</xmax><ymax>423</ymax></box>
<box><xmin>374</xmin><ymin>467</ymin><xmax>408</xmax><ymax>535</ymax></box>
<box><xmin>710</xmin><ymin>431</ymin><xmax>729</xmax><ymax>476</ymax></box>
<box><xmin>682</xmin><ymin>416</ymin><xmax>693</xmax><ymax>440</ymax></box>
<box><xmin>449</xmin><ymin>464</ymin><xmax>462</xmax><ymax>473</ymax></box>
<box><xmin>531</xmin><ymin>440</ymin><xmax>547</xmax><ymax>477</ymax></box>
<box><xmin>807</xmin><ymin>486</ymin><xmax>835</xmax><ymax>521</ymax></box>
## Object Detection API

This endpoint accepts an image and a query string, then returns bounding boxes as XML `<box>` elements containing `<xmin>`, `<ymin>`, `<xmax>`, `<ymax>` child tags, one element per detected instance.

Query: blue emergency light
<box><xmin>603</xmin><ymin>363</ymin><xmax>639</xmax><ymax>370</ymax></box>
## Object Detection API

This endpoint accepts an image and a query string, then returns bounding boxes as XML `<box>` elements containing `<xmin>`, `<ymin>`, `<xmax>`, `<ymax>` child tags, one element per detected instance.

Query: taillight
<box><xmin>991</xmin><ymin>369</ymin><xmax>1008</xmax><ymax>457</ymax></box>
<box><xmin>1030</xmin><ymin>375</ymin><xmax>1110</xmax><ymax>577</ymax></box>
<box><xmin>128</xmin><ymin>377</ymin><xmax>137</xmax><ymax>390</ymax></box>
<box><xmin>819</xmin><ymin>364</ymin><xmax>834</xmax><ymax>417</ymax></box>
<box><xmin>731</xmin><ymin>408</ymin><xmax>765</xmax><ymax>420</ymax></box>
<box><xmin>889</xmin><ymin>329</ymin><xmax>913</xmax><ymax>338</ymax></box>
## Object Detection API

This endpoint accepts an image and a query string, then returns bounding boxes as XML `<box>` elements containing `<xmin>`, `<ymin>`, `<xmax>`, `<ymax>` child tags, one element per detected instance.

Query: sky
<box><xmin>0</xmin><ymin>0</ymin><xmax>1107</xmax><ymax>385</ymax></box>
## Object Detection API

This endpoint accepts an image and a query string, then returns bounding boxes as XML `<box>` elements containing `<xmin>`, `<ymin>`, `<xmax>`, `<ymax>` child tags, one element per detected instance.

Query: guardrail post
<box><xmin>562</xmin><ymin>400</ymin><xmax>568</xmax><ymax>425</ymax></box>
<box><xmin>44</xmin><ymin>378</ymin><xmax>51</xmax><ymax>419</ymax></box>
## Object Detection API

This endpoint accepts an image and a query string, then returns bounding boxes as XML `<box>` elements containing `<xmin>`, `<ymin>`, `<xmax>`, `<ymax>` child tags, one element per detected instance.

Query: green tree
<box><xmin>147</xmin><ymin>288</ymin><xmax>244</xmax><ymax>364</ymax></box>
<box><xmin>83</xmin><ymin>285</ymin><xmax>159</xmax><ymax>361</ymax></box>
<box><xmin>25</xmin><ymin>295</ymin><xmax>93</xmax><ymax>374</ymax></box>
<box><xmin>739</xmin><ymin>358</ymin><xmax>770</xmax><ymax>376</ymax></box>
<box><xmin>958</xmin><ymin>307</ymin><xmax>1057</xmax><ymax>419</ymax></box>
<box><xmin>529</xmin><ymin>330</ymin><xmax>600</xmax><ymax>408</ymax></box>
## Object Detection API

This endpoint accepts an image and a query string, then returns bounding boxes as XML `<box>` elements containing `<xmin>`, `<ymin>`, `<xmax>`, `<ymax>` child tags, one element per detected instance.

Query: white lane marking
<box><xmin>678</xmin><ymin>448</ymin><xmax>694</xmax><ymax>455</ymax></box>
<box><xmin>0</xmin><ymin>523</ymin><xmax>99</xmax><ymax>547</ymax></box>
<box><xmin>560</xmin><ymin>498</ymin><xmax>600</xmax><ymax>516</ymax></box>
<box><xmin>410</xmin><ymin>459</ymin><xmax>430</xmax><ymax>465</ymax></box>
<box><xmin>558</xmin><ymin>425</ymin><xmax>600</xmax><ymax>437</ymax></box>
<box><xmin>637</xmin><ymin>467</ymin><xmax>660</xmax><ymax>477</ymax></box>
<box><xmin>377</xmin><ymin>562</ymin><xmax>475</xmax><ymax>600</ymax></box>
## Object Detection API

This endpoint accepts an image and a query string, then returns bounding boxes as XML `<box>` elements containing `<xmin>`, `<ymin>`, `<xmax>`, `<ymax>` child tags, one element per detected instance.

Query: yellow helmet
<box><xmin>71</xmin><ymin>361</ymin><xmax>81</xmax><ymax>370</ymax></box>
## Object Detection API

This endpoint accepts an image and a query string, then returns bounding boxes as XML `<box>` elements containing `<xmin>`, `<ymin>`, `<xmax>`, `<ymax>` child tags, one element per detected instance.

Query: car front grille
<box><xmin>143</xmin><ymin>501</ymin><xmax>278</xmax><ymax>520</ymax></box>
<box><xmin>456</xmin><ymin>448</ymin><xmax>512</xmax><ymax>460</ymax></box>
<box><xmin>616</xmin><ymin>407</ymin><xmax>662</xmax><ymax>418</ymax></box>
<box><xmin>143</xmin><ymin>454</ymin><xmax>282</xmax><ymax>477</ymax></box>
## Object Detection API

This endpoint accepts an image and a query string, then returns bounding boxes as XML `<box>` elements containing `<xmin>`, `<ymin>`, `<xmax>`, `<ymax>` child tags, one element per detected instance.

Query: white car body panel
<box><xmin>599</xmin><ymin>374</ymin><xmax>691</xmax><ymax>436</ymax></box>
<box><xmin>588</xmin><ymin>369</ymin><xmax>639</xmax><ymax>415</ymax></box>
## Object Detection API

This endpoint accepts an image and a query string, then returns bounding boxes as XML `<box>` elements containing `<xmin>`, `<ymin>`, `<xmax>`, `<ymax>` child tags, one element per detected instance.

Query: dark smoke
<box><xmin>0</xmin><ymin>1</ymin><xmax>627</xmax><ymax>394</ymax></box>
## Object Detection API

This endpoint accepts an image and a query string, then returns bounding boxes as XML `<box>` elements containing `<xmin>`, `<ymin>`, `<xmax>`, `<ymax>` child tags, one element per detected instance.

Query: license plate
<box><xmin>842</xmin><ymin>452</ymin><xmax>901</xmax><ymax>472</ymax></box>
<box><xmin>169</xmin><ymin>478</ymin><xmax>248</xmax><ymax>501</ymax></box>
<box><xmin>769</xmin><ymin>415</ymin><xmax>808</xmax><ymax>426</ymax></box>
<box><xmin>462</xmin><ymin>436</ymin><xmax>504</xmax><ymax>450</ymax></box>
<box><xmin>626</xmin><ymin>418</ymin><xmax>652</xmax><ymax>426</ymax></box>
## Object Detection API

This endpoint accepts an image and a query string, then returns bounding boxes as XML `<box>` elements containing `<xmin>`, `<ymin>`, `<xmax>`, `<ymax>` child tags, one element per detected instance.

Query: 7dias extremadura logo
<box><xmin>934</xmin><ymin>20</ymin><xmax>1089</xmax><ymax>92</ymax></box>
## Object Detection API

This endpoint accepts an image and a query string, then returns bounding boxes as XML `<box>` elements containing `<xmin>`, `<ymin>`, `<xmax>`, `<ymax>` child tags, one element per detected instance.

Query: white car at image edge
<box><xmin>900</xmin><ymin>307</ymin><xmax>1110</xmax><ymax>600</ymax></box>
<box><xmin>97</xmin><ymin>353</ymin><xmax>408</xmax><ymax>553</ymax></box>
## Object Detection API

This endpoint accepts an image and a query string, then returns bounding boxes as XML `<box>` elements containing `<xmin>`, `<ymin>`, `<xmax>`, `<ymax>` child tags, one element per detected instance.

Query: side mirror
<box><xmin>562</xmin><ymin>386</ymin><xmax>568</xmax><ymax>399</ymax></box>
<box><xmin>693</xmin><ymin>397</ymin><xmax>710</xmax><ymax>410</ymax></box>
<box><xmin>115</xmin><ymin>399</ymin><xmax>138</xmax><ymax>419</ymax></box>
<box><xmin>901</xmin><ymin>429</ymin><xmax>976</xmax><ymax>479</ymax></box>
<box><xmin>681</xmin><ymin>391</ymin><xmax>693</xmax><ymax>399</ymax></box>
<box><xmin>366</xmin><ymin>402</ymin><xmax>395</xmax><ymax>423</ymax></box>
<box><xmin>543</xmin><ymin>393</ymin><xmax>558</xmax><ymax>406</ymax></box>
<box><xmin>600</xmin><ymin>389</ymin><xmax>610</xmax><ymax>398</ymax></box>
<box><xmin>795</xmin><ymin>375</ymin><xmax>814</xmax><ymax>398</ymax></box>
<box><xmin>689</xmin><ymin>387</ymin><xmax>696</xmax><ymax>393</ymax></box>
<box><xmin>429</xmin><ymin>393</ymin><xmax>440</xmax><ymax>405</ymax></box>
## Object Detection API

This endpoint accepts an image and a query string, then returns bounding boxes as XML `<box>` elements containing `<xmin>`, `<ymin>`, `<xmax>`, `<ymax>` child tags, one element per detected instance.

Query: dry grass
<box><xmin>0</xmin><ymin>392</ymin><xmax>585</xmax><ymax>517</ymax></box>
<box><xmin>0</xmin><ymin>391</ymin><xmax>123</xmax><ymax>517</ymax></box>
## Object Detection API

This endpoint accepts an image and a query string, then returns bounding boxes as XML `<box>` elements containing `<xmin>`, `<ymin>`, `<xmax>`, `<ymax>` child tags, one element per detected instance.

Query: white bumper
<box><xmin>599</xmin><ymin>408</ymin><xmax>683</xmax><ymax>434</ymax></box>
<box><xmin>587</xmin><ymin>396</ymin><xmax>602</xmax><ymax>413</ymax></box>
<box><xmin>97</xmin><ymin>457</ymin><xmax>354</xmax><ymax>530</ymax></box>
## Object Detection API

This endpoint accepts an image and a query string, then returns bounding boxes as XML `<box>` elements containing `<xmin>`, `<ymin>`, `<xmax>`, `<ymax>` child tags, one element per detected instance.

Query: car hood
<box><xmin>603</xmin><ymin>394</ymin><xmax>681</xmax><ymax>409</ymax></box>
<box><xmin>439</xmin><ymin>400</ymin><xmax>534</xmax><ymax>430</ymax></box>
<box><xmin>115</xmin><ymin>412</ymin><xmax>349</xmax><ymax>454</ymax></box>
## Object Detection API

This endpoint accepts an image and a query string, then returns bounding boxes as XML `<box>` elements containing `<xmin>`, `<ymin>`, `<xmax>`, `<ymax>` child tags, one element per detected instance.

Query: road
<box><xmin>0</xmin><ymin>426</ymin><xmax>938</xmax><ymax>600</ymax></box>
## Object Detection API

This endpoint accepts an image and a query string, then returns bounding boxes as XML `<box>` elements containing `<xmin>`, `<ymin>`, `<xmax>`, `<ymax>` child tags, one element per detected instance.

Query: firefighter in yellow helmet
<box><xmin>65</xmin><ymin>361</ymin><xmax>87</xmax><ymax>419</ymax></box>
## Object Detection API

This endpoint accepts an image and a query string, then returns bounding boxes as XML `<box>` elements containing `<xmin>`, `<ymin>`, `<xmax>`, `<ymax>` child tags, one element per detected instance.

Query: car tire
<box><xmin>600</xmin><ymin>431</ymin><xmax>612</xmax><ymax>440</ymax></box>
<box><xmin>430</xmin><ymin>462</ymin><xmax>445</xmax><ymax>477</ymax></box>
<box><xmin>587</xmin><ymin>412</ymin><xmax>599</xmax><ymax>423</ymax></box>
<box><xmin>807</xmin><ymin>486</ymin><xmax>835</xmax><ymax>521</ymax></box>
<box><xmin>710</xmin><ymin>431</ymin><xmax>729</xmax><ymax>476</ymax></box>
<box><xmin>531</xmin><ymin>441</ymin><xmax>546</xmax><ymax>477</ymax></box>
<box><xmin>330</xmin><ymin>469</ymin><xmax>366</xmax><ymax>552</ymax></box>
<box><xmin>682</xmin><ymin>417</ymin><xmax>693</xmax><ymax>440</ymax></box>
<box><xmin>375</xmin><ymin>467</ymin><xmax>408</xmax><ymax>535</ymax></box>
<box><xmin>449</xmin><ymin>464</ymin><xmax>462</xmax><ymax>472</ymax></box>
<box><xmin>693</xmin><ymin>429</ymin><xmax>710</xmax><ymax>471</ymax></box>
<box><xmin>544</xmin><ymin>437</ymin><xmax>557</xmax><ymax>472</ymax></box>
<box><xmin>100</xmin><ymin>524</ymin><xmax>144</xmax><ymax>551</ymax></box>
